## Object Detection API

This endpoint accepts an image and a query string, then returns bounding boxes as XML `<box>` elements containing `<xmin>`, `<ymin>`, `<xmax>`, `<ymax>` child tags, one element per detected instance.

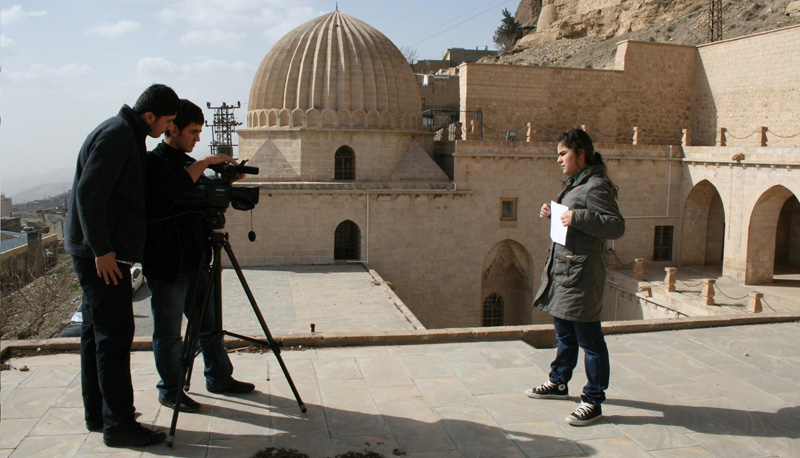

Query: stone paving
<box><xmin>2</xmin><ymin>322</ymin><xmax>800</xmax><ymax>457</ymax></box>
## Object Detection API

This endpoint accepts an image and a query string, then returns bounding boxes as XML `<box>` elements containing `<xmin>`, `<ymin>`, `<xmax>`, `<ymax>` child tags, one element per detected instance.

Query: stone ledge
<box><xmin>3</xmin><ymin>315</ymin><xmax>798</xmax><ymax>358</ymax></box>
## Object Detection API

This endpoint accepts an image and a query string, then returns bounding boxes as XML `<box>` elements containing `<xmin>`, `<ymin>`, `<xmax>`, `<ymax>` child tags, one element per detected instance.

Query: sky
<box><xmin>0</xmin><ymin>0</ymin><xmax>517</xmax><ymax>197</ymax></box>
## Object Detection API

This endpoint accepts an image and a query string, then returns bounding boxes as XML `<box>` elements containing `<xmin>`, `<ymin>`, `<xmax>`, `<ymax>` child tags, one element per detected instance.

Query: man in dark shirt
<box><xmin>65</xmin><ymin>84</ymin><xmax>179</xmax><ymax>448</ymax></box>
<box><xmin>144</xmin><ymin>99</ymin><xmax>254</xmax><ymax>413</ymax></box>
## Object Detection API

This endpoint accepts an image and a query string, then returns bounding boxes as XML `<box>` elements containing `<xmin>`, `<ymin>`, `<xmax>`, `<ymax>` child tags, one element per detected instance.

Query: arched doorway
<box><xmin>480</xmin><ymin>240</ymin><xmax>538</xmax><ymax>325</ymax></box>
<box><xmin>775</xmin><ymin>195</ymin><xmax>800</xmax><ymax>275</ymax></box>
<box><xmin>745</xmin><ymin>186</ymin><xmax>796</xmax><ymax>284</ymax></box>
<box><xmin>334</xmin><ymin>220</ymin><xmax>360</xmax><ymax>261</ymax></box>
<box><xmin>681</xmin><ymin>180</ymin><xmax>725</xmax><ymax>267</ymax></box>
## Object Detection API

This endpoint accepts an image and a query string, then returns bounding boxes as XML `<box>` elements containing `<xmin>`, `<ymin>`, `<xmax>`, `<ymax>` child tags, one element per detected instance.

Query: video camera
<box><xmin>191</xmin><ymin>162</ymin><xmax>260</xmax><ymax>229</ymax></box>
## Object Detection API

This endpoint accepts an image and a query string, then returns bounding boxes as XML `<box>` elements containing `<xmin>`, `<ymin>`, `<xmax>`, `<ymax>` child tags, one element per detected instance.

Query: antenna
<box><xmin>708</xmin><ymin>0</ymin><xmax>722</xmax><ymax>42</ymax></box>
<box><xmin>205</xmin><ymin>101</ymin><xmax>242</xmax><ymax>157</ymax></box>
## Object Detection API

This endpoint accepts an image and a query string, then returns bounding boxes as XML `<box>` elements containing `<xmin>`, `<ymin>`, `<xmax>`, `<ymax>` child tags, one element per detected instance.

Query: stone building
<box><xmin>228</xmin><ymin>11</ymin><xmax>799</xmax><ymax>329</ymax></box>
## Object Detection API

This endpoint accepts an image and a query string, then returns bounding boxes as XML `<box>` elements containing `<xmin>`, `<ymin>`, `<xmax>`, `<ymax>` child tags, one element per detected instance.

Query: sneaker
<box><xmin>103</xmin><ymin>423</ymin><xmax>166</xmax><ymax>448</ymax></box>
<box><xmin>159</xmin><ymin>393</ymin><xmax>202</xmax><ymax>413</ymax></box>
<box><xmin>565</xmin><ymin>397</ymin><xmax>603</xmax><ymax>426</ymax></box>
<box><xmin>525</xmin><ymin>380</ymin><xmax>568</xmax><ymax>399</ymax></box>
<box><xmin>207</xmin><ymin>378</ymin><xmax>255</xmax><ymax>395</ymax></box>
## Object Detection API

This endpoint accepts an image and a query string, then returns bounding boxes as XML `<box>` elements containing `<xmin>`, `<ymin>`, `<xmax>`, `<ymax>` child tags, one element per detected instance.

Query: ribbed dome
<box><xmin>247</xmin><ymin>11</ymin><xmax>421</xmax><ymax>131</ymax></box>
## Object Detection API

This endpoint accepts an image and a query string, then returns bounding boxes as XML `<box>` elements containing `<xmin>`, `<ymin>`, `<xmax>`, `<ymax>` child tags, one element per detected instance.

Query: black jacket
<box><xmin>143</xmin><ymin>142</ymin><xmax>208</xmax><ymax>281</ymax></box>
<box><xmin>65</xmin><ymin>105</ymin><xmax>149</xmax><ymax>262</ymax></box>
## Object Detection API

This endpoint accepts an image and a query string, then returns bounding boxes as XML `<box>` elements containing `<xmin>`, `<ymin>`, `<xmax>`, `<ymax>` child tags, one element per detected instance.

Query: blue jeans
<box><xmin>147</xmin><ymin>271</ymin><xmax>233</xmax><ymax>400</ymax></box>
<box><xmin>549</xmin><ymin>317</ymin><xmax>610</xmax><ymax>405</ymax></box>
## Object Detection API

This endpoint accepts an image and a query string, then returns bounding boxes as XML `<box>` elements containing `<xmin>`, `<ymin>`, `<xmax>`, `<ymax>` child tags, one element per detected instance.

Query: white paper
<box><xmin>550</xmin><ymin>201</ymin><xmax>569</xmax><ymax>246</ymax></box>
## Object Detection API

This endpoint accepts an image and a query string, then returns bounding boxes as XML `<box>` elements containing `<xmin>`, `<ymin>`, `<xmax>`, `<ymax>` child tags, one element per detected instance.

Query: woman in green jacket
<box><xmin>525</xmin><ymin>129</ymin><xmax>625</xmax><ymax>426</ymax></box>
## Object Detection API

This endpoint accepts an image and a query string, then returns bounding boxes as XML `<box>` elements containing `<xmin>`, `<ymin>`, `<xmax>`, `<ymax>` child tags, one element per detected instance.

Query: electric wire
<box><xmin>401</xmin><ymin>0</ymin><xmax>515</xmax><ymax>51</ymax></box>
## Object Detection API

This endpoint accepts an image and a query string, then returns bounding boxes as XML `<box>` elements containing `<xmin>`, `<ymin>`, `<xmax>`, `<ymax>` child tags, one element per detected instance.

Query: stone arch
<box><xmin>334</xmin><ymin>220</ymin><xmax>360</xmax><ymax>261</ymax></box>
<box><xmin>291</xmin><ymin>108</ymin><xmax>304</xmax><ymax>127</ymax></box>
<box><xmin>352</xmin><ymin>110</ymin><xmax>366</xmax><ymax>128</ymax></box>
<box><xmin>279</xmin><ymin>109</ymin><xmax>291</xmax><ymax>127</ymax></box>
<box><xmin>268</xmin><ymin>111</ymin><xmax>279</xmax><ymax>127</ymax></box>
<box><xmin>337</xmin><ymin>110</ymin><xmax>351</xmax><ymax>128</ymax></box>
<box><xmin>480</xmin><ymin>239</ymin><xmax>539</xmax><ymax>326</ymax></box>
<box><xmin>306</xmin><ymin>109</ymin><xmax>320</xmax><ymax>128</ymax></box>
<box><xmin>259</xmin><ymin>111</ymin><xmax>267</xmax><ymax>128</ymax></box>
<box><xmin>366</xmin><ymin>110</ymin><xmax>381</xmax><ymax>128</ymax></box>
<box><xmin>775</xmin><ymin>195</ymin><xmax>800</xmax><ymax>268</ymax></box>
<box><xmin>381</xmin><ymin>111</ymin><xmax>393</xmax><ymax>129</ymax></box>
<box><xmin>322</xmin><ymin>109</ymin><xmax>336</xmax><ymax>128</ymax></box>
<box><xmin>745</xmin><ymin>185</ymin><xmax>795</xmax><ymax>284</ymax></box>
<box><xmin>334</xmin><ymin>145</ymin><xmax>355</xmax><ymax>180</ymax></box>
<box><xmin>680</xmin><ymin>180</ymin><xmax>725</xmax><ymax>266</ymax></box>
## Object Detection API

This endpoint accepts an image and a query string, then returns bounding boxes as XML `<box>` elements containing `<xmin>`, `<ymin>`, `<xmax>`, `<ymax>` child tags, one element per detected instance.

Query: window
<box><xmin>653</xmin><ymin>226</ymin><xmax>674</xmax><ymax>261</ymax></box>
<box><xmin>334</xmin><ymin>220</ymin><xmax>360</xmax><ymax>260</ymax></box>
<box><xmin>482</xmin><ymin>293</ymin><xmax>504</xmax><ymax>327</ymax></box>
<box><xmin>500</xmin><ymin>198</ymin><xmax>517</xmax><ymax>221</ymax></box>
<box><xmin>335</xmin><ymin>146</ymin><xmax>355</xmax><ymax>180</ymax></box>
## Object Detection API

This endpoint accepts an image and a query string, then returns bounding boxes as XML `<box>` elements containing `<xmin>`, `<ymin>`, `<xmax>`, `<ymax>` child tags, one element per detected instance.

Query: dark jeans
<box><xmin>549</xmin><ymin>317</ymin><xmax>610</xmax><ymax>405</ymax></box>
<box><xmin>147</xmin><ymin>271</ymin><xmax>233</xmax><ymax>400</ymax></box>
<box><xmin>72</xmin><ymin>255</ymin><xmax>136</xmax><ymax>434</ymax></box>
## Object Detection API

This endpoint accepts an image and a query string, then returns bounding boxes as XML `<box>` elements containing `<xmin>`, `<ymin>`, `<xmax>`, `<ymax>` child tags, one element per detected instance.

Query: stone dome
<box><xmin>247</xmin><ymin>11</ymin><xmax>421</xmax><ymax>131</ymax></box>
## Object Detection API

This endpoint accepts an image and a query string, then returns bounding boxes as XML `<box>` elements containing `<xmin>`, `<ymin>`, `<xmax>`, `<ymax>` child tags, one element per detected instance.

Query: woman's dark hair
<box><xmin>557</xmin><ymin>128</ymin><xmax>604</xmax><ymax>166</ymax></box>
<box><xmin>132</xmin><ymin>83</ymin><xmax>179</xmax><ymax>117</ymax></box>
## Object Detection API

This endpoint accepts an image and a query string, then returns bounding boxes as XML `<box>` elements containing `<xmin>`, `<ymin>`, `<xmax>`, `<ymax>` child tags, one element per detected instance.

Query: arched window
<box><xmin>482</xmin><ymin>293</ymin><xmax>504</xmax><ymax>327</ymax></box>
<box><xmin>335</xmin><ymin>146</ymin><xmax>355</xmax><ymax>180</ymax></box>
<box><xmin>334</xmin><ymin>220</ymin><xmax>360</xmax><ymax>260</ymax></box>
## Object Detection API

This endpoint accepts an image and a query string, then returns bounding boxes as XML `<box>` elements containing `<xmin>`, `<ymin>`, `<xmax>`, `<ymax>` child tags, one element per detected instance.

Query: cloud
<box><xmin>179</xmin><ymin>28</ymin><xmax>246</xmax><ymax>48</ymax></box>
<box><xmin>158</xmin><ymin>0</ymin><xmax>320</xmax><ymax>46</ymax></box>
<box><xmin>136</xmin><ymin>56</ymin><xmax>255</xmax><ymax>81</ymax></box>
<box><xmin>87</xmin><ymin>20</ymin><xmax>141</xmax><ymax>38</ymax></box>
<box><xmin>4</xmin><ymin>63</ymin><xmax>93</xmax><ymax>83</ymax></box>
<box><xmin>1</xmin><ymin>34</ymin><xmax>21</xmax><ymax>57</ymax></box>
<box><xmin>0</xmin><ymin>5</ymin><xmax>47</xmax><ymax>25</ymax></box>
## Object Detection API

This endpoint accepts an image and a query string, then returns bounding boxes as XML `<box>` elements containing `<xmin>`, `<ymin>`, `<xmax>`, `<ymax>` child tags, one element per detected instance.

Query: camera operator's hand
<box><xmin>232</xmin><ymin>159</ymin><xmax>249</xmax><ymax>183</ymax></box>
<box><xmin>185</xmin><ymin>154</ymin><xmax>237</xmax><ymax>183</ymax></box>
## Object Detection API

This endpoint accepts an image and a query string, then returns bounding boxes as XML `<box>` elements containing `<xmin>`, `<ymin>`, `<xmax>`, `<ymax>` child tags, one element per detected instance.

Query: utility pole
<box><xmin>206</xmin><ymin>101</ymin><xmax>242</xmax><ymax>157</ymax></box>
<box><xmin>708</xmin><ymin>0</ymin><xmax>722</xmax><ymax>42</ymax></box>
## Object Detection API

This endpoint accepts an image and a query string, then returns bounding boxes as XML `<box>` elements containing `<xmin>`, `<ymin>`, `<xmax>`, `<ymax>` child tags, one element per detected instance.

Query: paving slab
<box><xmin>3</xmin><ymin>323</ymin><xmax>800</xmax><ymax>457</ymax></box>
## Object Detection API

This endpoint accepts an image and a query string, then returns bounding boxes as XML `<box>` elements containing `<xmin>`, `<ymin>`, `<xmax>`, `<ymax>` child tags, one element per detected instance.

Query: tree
<box><xmin>400</xmin><ymin>46</ymin><xmax>419</xmax><ymax>65</ymax></box>
<box><xmin>493</xmin><ymin>8</ymin><xmax>524</xmax><ymax>53</ymax></box>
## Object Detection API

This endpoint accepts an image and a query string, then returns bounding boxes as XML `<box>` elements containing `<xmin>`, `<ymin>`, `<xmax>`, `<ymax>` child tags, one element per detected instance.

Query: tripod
<box><xmin>166</xmin><ymin>229</ymin><xmax>307</xmax><ymax>448</ymax></box>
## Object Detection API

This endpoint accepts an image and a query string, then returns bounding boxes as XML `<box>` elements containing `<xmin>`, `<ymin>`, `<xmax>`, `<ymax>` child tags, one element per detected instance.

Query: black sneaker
<box><xmin>525</xmin><ymin>380</ymin><xmax>569</xmax><ymax>399</ymax></box>
<box><xmin>159</xmin><ymin>393</ymin><xmax>202</xmax><ymax>413</ymax></box>
<box><xmin>565</xmin><ymin>397</ymin><xmax>603</xmax><ymax>426</ymax></box>
<box><xmin>103</xmin><ymin>423</ymin><xmax>166</xmax><ymax>448</ymax></box>
<box><xmin>207</xmin><ymin>378</ymin><xmax>255</xmax><ymax>394</ymax></box>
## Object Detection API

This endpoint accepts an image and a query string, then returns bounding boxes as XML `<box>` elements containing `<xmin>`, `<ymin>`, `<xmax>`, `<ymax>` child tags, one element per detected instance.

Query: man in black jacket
<box><xmin>65</xmin><ymin>84</ymin><xmax>179</xmax><ymax>447</ymax></box>
<box><xmin>144</xmin><ymin>99</ymin><xmax>254</xmax><ymax>413</ymax></box>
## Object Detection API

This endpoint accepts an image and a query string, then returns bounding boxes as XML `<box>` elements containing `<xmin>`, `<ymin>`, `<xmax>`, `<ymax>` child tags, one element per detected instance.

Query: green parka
<box><xmin>534</xmin><ymin>163</ymin><xmax>625</xmax><ymax>322</ymax></box>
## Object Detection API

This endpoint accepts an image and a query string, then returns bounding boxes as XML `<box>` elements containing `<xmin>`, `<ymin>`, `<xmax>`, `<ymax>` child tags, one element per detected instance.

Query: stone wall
<box><xmin>460</xmin><ymin>40</ymin><xmax>696</xmax><ymax>145</ymax></box>
<box><xmin>693</xmin><ymin>25</ymin><xmax>800</xmax><ymax>147</ymax></box>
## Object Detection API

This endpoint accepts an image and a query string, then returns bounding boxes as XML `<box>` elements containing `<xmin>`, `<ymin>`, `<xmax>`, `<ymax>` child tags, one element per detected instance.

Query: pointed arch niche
<box><xmin>745</xmin><ymin>186</ymin><xmax>797</xmax><ymax>284</ymax></box>
<box><xmin>480</xmin><ymin>240</ymin><xmax>540</xmax><ymax>326</ymax></box>
<box><xmin>681</xmin><ymin>180</ymin><xmax>726</xmax><ymax>267</ymax></box>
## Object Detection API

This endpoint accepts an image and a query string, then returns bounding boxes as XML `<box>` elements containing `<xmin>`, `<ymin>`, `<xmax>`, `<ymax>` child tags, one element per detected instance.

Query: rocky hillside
<box><xmin>486</xmin><ymin>0</ymin><xmax>800</xmax><ymax>69</ymax></box>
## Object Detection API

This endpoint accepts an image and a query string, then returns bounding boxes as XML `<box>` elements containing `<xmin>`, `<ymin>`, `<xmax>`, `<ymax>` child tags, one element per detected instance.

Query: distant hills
<box><xmin>2</xmin><ymin>167</ymin><xmax>74</xmax><ymax>204</ymax></box>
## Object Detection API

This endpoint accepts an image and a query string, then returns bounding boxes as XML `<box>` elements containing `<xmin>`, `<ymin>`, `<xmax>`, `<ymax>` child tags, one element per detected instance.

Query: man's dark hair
<box><xmin>132</xmin><ymin>84</ymin><xmax>180</xmax><ymax>117</ymax></box>
<box><xmin>557</xmin><ymin>128</ymin><xmax>603</xmax><ymax>166</ymax></box>
<box><xmin>165</xmin><ymin>99</ymin><xmax>205</xmax><ymax>137</ymax></box>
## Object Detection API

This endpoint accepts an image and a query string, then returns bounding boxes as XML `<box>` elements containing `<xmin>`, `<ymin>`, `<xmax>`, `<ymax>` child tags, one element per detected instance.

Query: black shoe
<box><xmin>103</xmin><ymin>423</ymin><xmax>166</xmax><ymax>448</ymax></box>
<box><xmin>525</xmin><ymin>380</ymin><xmax>569</xmax><ymax>399</ymax></box>
<box><xmin>207</xmin><ymin>378</ymin><xmax>255</xmax><ymax>394</ymax></box>
<box><xmin>159</xmin><ymin>393</ymin><xmax>202</xmax><ymax>413</ymax></box>
<box><xmin>565</xmin><ymin>396</ymin><xmax>603</xmax><ymax>426</ymax></box>
<box><xmin>86</xmin><ymin>419</ymin><xmax>103</xmax><ymax>432</ymax></box>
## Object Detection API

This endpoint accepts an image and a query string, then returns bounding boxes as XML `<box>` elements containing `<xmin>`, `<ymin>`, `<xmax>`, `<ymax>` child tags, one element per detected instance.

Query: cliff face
<box><xmin>494</xmin><ymin>0</ymin><xmax>800</xmax><ymax>69</ymax></box>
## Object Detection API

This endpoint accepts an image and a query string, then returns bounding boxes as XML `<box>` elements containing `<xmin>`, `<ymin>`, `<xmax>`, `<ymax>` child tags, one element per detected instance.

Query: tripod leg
<box><xmin>166</xmin><ymin>244</ymin><xmax>218</xmax><ymax>447</ymax></box>
<box><xmin>222</xmin><ymin>241</ymin><xmax>307</xmax><ymax>414</ymax></box>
